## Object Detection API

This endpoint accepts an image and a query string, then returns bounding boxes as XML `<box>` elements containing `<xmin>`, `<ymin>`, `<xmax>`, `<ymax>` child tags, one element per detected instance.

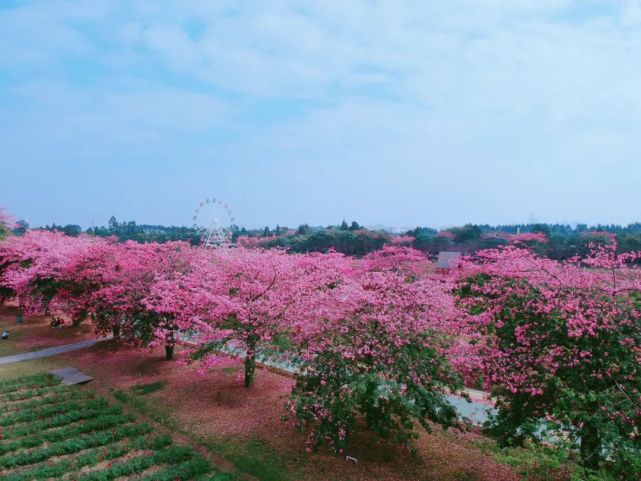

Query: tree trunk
<box><xmin>244</xmin><ymin>339</ymin><xmax>257</xmax><ymax>388</ymax></box>
<box><xmin>164</xmin><ymin>328</ymin><xmax>175</xmax><ymax>361</ymax></box>
<box><xmin>579</xmin><ymin>424</ymin><xmax>601</xmax><ymax>470</ymax></box>
<box><xmin>112</xmin><ymin>324</ymin><xmax>121</xmax><ymax>341</ymax></box>
<box><xmin>244</xmin><ymin>354</ymin><xmax>256</xmax><ymax>388</ymax></box>
<box><xmin>72</xmin><ymin>317</ymin><xmax>82</xmax><ymax>328</ymax></box>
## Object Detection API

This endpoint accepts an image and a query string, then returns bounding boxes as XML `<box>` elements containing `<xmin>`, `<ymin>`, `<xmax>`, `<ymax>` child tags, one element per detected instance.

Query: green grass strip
<box><xmin>130</xmin><ymin>381</ymin><xmax>168</xmax><ymax>396</ymax></box>
<box><xmin>197</xmin><ymin>473</ymin><xmax>244</xmax><ymax>481</ymax></box>
<box><xmin>0</xmin><ymin>423</ymin><xmax>152</xmax><ymax>468</ymax></box>
<box><xmin>137</xmin><ymin>456</ymin><xmax>215</xmax><ymax>481</ymax></box>
<box><xmin>77</xmin><ymin>445</ymin><xmax>197</xmax><ymax>481</ymax></box>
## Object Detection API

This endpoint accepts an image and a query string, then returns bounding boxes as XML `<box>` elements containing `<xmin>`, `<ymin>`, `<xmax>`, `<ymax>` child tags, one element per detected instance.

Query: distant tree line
<box><xmin>16</xmin><ymin>216</ymin><xmax>641</xmax><ymax>259</ymax></box>
<box><xmin>80</xmin><ymin>216</ymin><xmax>201</xmax><ymax>245</ymax></box>
<box><xmin>408</xmin><ymin>222</ymin><xmax>641</xmax><ymax>259</ymax></box>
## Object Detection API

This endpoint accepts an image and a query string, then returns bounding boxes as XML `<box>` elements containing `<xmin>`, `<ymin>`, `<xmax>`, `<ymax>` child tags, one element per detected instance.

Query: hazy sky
<box><xmin>2</xmin><ymin>1</ymin><xmax>641</xmax><ymax>229</ymax></box>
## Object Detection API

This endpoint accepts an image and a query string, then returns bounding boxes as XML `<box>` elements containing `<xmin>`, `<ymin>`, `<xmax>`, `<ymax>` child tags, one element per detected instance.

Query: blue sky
<box><xmin>1</xmin><ymin>1</ymin><xmax>641</xmax><ymax>229</ymax></box>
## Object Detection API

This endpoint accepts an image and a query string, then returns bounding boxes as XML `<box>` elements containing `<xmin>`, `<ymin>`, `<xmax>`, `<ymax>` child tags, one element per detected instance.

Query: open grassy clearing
<box><xmin>0</xmin><ymin>373</ymin><xmax>239</xmax><ymax>481</ymax></box>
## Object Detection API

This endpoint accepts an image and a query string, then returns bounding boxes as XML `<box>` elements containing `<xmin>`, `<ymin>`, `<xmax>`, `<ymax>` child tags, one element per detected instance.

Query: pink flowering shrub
<box><xmin>436</xmin><ymin>230</ymin><xmax>456</xmax><ymax>240</ymax></box>
<box><xmin>456</xmin><ymin>242</ymin><xmax>641</xmax><ymax>476</ymax></box>
<box><xmin>505</xmin><ymin>232</ymin><xmax>548</xmax><ymax>245</ymax></box>
<box><xmin>361</xmin><ymin>245</ymin><xmax>428</xmax><ymax>276</ymax></box>
<box><xmin>389</xmin><ymin>235</ymin><xmax>414</xmax><ymax>246</ymax></box>
<box><xmin>235</xmin><ymin>236</ymin><xmax>268</xmax><ymax>249</ymax></box>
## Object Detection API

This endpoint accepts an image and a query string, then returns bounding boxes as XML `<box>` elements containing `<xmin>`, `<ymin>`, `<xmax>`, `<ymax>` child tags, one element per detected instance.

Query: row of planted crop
<box><xmin>2</xmin><ymin>428</ymin><xmax>233</xmax><ymax>481</ymax></box>
<box><xmin>0</xmin><ymin>382</ymin><xmax>73</xmax><ymax>402</ymax></box>
<box><xmin>0</xmin><ymin>385</ymin><xmax>88</xmax><ymax>413</ymax></box>
<box><xmin>0</xmin><ymin>397</ymin><xmax>108</xmax><ymax>427</ymax></box>
<box><xmin>0</xmin><ymin>411</ymin><xmax>135</xmax><ymax>455</ymax></box>
<box><xmin>0</xmin><ymin>400</ymin><xmax>117</xmax><ymax>440</ymax></box>
<box><xmin>0</xmin><ymin>374</ymin><xmax>59</xmax><ymax>395</ymax></box>
<box><xmin>0</xmin><ymin>374</ymin><xmax>236</xmax><ymax>481</ymax></box>
<box><xmin>4</xmin><ymin>431</ymin><xmax>202</xmax><ymax>481</ymax></box>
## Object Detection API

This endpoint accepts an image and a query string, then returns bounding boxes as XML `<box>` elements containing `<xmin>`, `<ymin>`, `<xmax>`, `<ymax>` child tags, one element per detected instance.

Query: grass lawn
<box><xmin>0</xmin><ymin>373</ymin><xmax>238</xmax><ymax>481</ymax></box>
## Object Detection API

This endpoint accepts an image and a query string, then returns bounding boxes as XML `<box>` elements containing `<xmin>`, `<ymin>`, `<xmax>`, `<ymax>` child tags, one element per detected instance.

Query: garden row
<box><xmin>0</xmin><ymin>373</ymin><xmax>237</xmax><ymax>481</ymax></box>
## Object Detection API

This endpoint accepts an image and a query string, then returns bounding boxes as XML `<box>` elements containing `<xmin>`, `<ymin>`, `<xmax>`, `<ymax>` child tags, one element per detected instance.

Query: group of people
<box><xmin>50</xmin><ymin>316</ymin><xmax>64</xmax><ymax>328</ymax></box>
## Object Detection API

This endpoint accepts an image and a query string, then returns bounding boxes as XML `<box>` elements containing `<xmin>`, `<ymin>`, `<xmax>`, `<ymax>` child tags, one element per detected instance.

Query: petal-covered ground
<box><xmin>0</xmin><ymin>304</ymin><xmax>95</xmax><ymax>357</ymax></box>
<box><xmin>56</xmin><ymin>341</ymin><xmax>519</xmax><ymax>481</ymax></box>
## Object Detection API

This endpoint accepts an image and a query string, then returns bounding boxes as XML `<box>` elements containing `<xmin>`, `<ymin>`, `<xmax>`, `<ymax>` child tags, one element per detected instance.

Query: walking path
<box><xmin>0</xmin><ymin>337</ymin><xmax>111</xmax><ymax>365</ymax></box>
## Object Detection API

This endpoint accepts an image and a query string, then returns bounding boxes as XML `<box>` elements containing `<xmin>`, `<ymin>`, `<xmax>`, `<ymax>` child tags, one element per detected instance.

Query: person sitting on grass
<box><xmin>50</xmin><ymin>317</ymin><xmax>64</xmax><ymax>328</ymax></box>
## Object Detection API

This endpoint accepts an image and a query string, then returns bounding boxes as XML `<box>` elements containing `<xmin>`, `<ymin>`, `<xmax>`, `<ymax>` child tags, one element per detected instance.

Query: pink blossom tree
<box><xmin>77</xmin><ymin>241</ymin><xmax>193</xmax><ymax>359</ymax></box>
<box><xmin>146</xmin><ymin>247</ymin><xmax>349</xmax><ymax>386</ymax></box>
<box><xmin>0</xmin><ymin>231</ymin><xmax>109</xmax><ymax>316</ymax></box>
<box><xmin>0</xmin><ymin>232</ymin><xmax>193</xmax><ymax>360</ymax></box>
<box><xmin>360</xmin><ymin>244</ymin><xmax>429</xmax><ymax>277</ymax></box>
<box><xmin>456</xmin><ymin>242</ymin><xmax>641</xmax><ymax>475</ymax></box>
<box><xmin>288</xmin><ymin>268</ymin><xmax>466</xmax><ymax>452</ymax></box>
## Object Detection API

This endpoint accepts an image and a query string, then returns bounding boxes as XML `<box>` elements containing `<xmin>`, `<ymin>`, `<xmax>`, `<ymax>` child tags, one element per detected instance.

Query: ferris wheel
<box><xmin>192</xmin><ymin>197</ymin><xmax>235</xmax><ymax>248</ymax></box>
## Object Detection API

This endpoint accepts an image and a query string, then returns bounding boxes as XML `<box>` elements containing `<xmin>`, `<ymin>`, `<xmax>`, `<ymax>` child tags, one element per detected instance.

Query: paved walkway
<box><xmin>0</xmin><ymin>337</ymin><xmax>111</xmax><ymax>365</ymax></box>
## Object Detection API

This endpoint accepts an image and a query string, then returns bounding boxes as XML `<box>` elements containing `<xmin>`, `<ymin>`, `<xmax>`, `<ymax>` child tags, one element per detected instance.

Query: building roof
<box><xmin>436</xmin><ymin>251</ymin><xmax>462</xmax><ymax>269</ymax></box>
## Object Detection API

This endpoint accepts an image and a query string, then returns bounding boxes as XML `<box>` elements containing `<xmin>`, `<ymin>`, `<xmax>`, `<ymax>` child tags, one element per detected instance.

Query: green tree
<box><xmin>297</xmin><ymin>224</ymin><xmax>311</xmax><ymax>235</ymax></box>
<box><xmin>13</xmin><ymin>219</ymin><xmax>29</xmax><ymax>235</ymax></box>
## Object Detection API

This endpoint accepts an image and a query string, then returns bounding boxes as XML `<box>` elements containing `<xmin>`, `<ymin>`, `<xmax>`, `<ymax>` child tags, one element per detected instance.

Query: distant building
<box><xmin>435</xmin><ymin>251</ymin><xmax>462</xmax><ymax>275</ymax></box>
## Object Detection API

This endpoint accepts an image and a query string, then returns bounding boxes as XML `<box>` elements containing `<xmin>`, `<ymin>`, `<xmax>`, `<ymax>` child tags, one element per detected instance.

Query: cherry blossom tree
<box><xmin>360</xmin><ymin>244</ymin><xmax>429</xmax><ymax>277</ymax></box>
<box><xmin>389</xmin><ymin>235</ymin><xmax>414</xmax><ymax>246</ymax></box>
<box><xmin>0</xmin><ymin>231</ymin><xmax>108</xmax><ymax>316</ymax></box>
<box><xmin>288</xmin><ymin>268</ymin><xmax>466</xmax><ymax>452</ymax></box>
<box><xmin>0</xmin><ymin>233</ymin><xmax>192</xmax><ymax>360</ymax></box>
<box><xmin>146</xmin><ymin>247</ymin><xmax>349</xmax><ymax>386</ymax></box>
<box><xmin>456</xmin><ymin>242</ymin><xmax>641</xmax><ymax>475</ymax></box>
